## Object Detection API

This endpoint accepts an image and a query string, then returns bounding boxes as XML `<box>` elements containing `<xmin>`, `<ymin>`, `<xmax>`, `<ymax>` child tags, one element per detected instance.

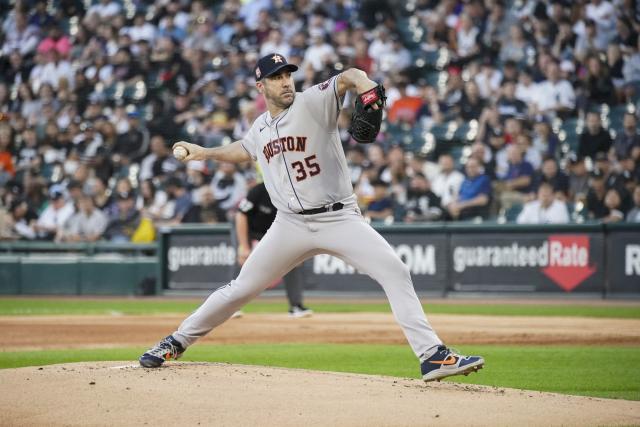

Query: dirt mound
<box><xmin>1</xmin><ymin>362</ymin><xmax>638</xmax><ymax>427</ymax></box>
<box><xmin>3</xmin><ymin>313</ymin><xmax>640</xmax><ymax>351</ymax></box>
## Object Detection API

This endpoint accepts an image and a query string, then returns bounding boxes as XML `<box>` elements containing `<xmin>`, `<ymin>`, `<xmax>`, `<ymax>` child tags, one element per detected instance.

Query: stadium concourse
<box><xmin>1</xmin><ymin>0</ymin><xmax>640</xmax><ymax>243</ymax></box>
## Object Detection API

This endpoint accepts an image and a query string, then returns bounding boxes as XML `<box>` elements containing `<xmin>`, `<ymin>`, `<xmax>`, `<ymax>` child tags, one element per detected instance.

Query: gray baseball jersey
<box><xmin>241</xmin><ymin>75</ymin><xmax>355</xmax><ymax>213</ymax></box>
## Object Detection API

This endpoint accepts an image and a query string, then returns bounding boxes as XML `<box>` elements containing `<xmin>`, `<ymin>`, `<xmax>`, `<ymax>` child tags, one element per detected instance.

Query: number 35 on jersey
<box><xmin>262</xmin><ymin>135</ymin><xmax>322</xmax><ymax>182</ymax></box>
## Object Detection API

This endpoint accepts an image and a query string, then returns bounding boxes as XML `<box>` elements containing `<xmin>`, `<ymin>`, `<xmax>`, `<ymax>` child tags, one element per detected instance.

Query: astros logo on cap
<box><xmin>272</xmin><ymin>54</ymin><xmax>283</xmax><ymax>63</ymax></box>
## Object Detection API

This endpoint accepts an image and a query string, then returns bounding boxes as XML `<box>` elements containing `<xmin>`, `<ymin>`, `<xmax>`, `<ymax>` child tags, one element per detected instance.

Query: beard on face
<box><xmin>263</xmin><ymin>80</ymin><xmax>295</xmax><ymax>109</ymax></box>
<box><xmin>269</xmin><ymin>90</ymin><xmax>294</xmax><ymax>109</ymax></box>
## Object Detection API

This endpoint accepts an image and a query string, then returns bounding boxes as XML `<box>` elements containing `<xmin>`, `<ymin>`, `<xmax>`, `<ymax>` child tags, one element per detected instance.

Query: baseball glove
<box><xmin>348</xmin><ymin>84</ymin><xmax>386</xmax><ymax>144</ymax></box>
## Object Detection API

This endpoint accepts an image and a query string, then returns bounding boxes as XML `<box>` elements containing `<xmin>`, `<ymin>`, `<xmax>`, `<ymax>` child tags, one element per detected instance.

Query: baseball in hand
<box><xmin>173</xmin><ymin>146</ymin><xmax>188</xmax><ymax>161</ymax></box>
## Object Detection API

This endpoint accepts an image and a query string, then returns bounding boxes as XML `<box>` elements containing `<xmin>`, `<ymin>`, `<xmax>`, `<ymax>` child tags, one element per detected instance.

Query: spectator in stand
<box><xmin>585</xmin><ymin>0</ymin><xmax>616</xmax><ymax>47</ymax></box>
<box><xmin>385</xmin><ymin>146</ymin><xmax>409</xmax><ymax>205</ymax></box>
<box><xmin>578</xmin><ymin>111</ymin><xmax>612</xmax><ymax>160</ymax></box>
<box><xmin>500</xmin><ymin>25</ymin><xmax>531</xmax><ymax>65</ymax></box>
<box><xmin>84</xmin><ymin>0</ymin><xmax>121</xmax><ymax>23</ymax></box>
<box><xmin>7</xmin><ymin>198</ymin><xmax>37</xmax><ymax>240</ymax></box>
<box><xmin>586</xmin><ymin>170</ymin><xmax>609</xmax><ymax>219</ymax></box>
<box><xmin>378</xmin><ymin>36</ymin><xmax>411</xmax><ymax>74</ymax></box>
<box><xmin>432</xmin><ymin>154</ymin><xmax>464</xmax><ymax>209</ymax></box>
<box><xmin>495</xmin><ymin>144</ymin><xmax>535</xmax><ymax>210</ymax></box>
<box><xmin>403</xmin><ymin>173</ymin><xmax>442</xmax><ymax>222</ymax></box>
<box><xmin>622</xmin><ymin>37</ymin><xmax>640</xmax><ymax>86</ymax></box>
<box><xmin>387</xmin><ymin>81</ymin><xmax>424</xmax><ymax>124</ymax></box>
<box><xmin>627</xmin><ymin>186</ymin><xmax>640</xmax><ymax>222</ymax></box>
<box><xmin>552</xmin><ymin>18</ymin><xmax>577</xmax><ymax>61</ymax></box>
<box><xmin>532</xmin><ymin>60</ymin><xmax>576</xmax><ymax>119</ymax></box>
<box><xmin>496</xmin><ymin>79</ymin><xmax>527</xmax><ymax>121</ymax></box>
<box><xmin>104</xmin><ymin>190</ymin><xmax>140</xmax><ymax>242</ymax></box>
<box><xmin>607</xmin><ymin>158</ymin><xmax>636</xmax><ymax>210</ymax></box>
<box><xmin>602</xmin><ymin>187</ymin><xmax>625</xmax><ymax>223</ymax></box>
<box><xmin>184</xmin><ymin>14</ymin><xmax>221</xmax><ymax>54</ymax></box>
<box><xmin>122</xmin><ymin>12</ymin><xmax>157</xmax><ymax>43</ymax></box>
<box><xmin>1</xmin><ymin>11</ymin><xmax>40</xmax><ymax>57</ymax></box>
<box><xmin>606</xmin><ymin>43</ymin><xmax>625</xmax><ymax>98</ymax></box>
<box><xmin>476</xmin><ymin>105</ymin><xmax>505</xmax><ymax>155</ymax></box>
<box><xmin>34</xmin><ymin>185</ymin><xmax>74</xmax><ymax>241</ymax></box>
<box><xmin>61</xmin><ymin>193</ymin><xmax>107</xmax><ymax>242</ymax></box>
<box><xmin>619</xmin><ymin>155</ymin><xmax>640</xmax><ymax>188</ymax></box>
<box><xmin>615</xmin><ymin>16</ymin><xmax>638</xmax><ymax>53</ymax></box>
<box><xmin>481</xmin><ymin>0</ymin><xmax>513</xmax><ymax>52</ymax></box>
<box><xmin>575</xmin><ymin>19</ymin><xmax>608</xmax><ymax>62</ymax></box>
<box><xmin>515</xmin><ymin>66</ymin><xmax>537</xmax><ymax>106</ymax></box>
<box><xmin>210</xmin><ymin>162</ymin><xmax>247</xmax><ymax>216</ymax></box>
<box><xmin>191</xmin><ymin>186</ymin><xmax>226</xmax><ymax>224</ymax></box>
<box><xmin>474</xmin><ymin>58</ymin><xmax>502</xmax><ymax>100</ymax></box>
<box><xmin>157</xmin><ymin>14</ymin><xmax>188</xmax><ymax>43</ymax></box>
<box><xmin>469</xmin><ymin>141</ymin><xmax>496</xmax><ymax>179</ymax></box>
<box><xmin>113</xmin><ymin>109</ymin><xmax>149</xmax><ymax>164</ymax></box>
<box><xmin>532</xmin><ymin>115</ymin><xmax>559</xmax><ymax>160</ymax></box>
<box><xmin>90</xmin><ymin>177</ymin><xmax>112</xmax><ymax>211</ymax></box>
<box><xmin>353</xmin><ymin>39</ymin><xmax>373</xmax><ymax>75</ymax></box>
<box><xmin>278</xmin><ymin>6</ymin><xmax>304</xmax><ymax>42</ymax></box>
<box><xmin>445</xmin><ymin>158</ymin><xmax>491</xmax><ymax>221</ymax></box>
<box><xmin>443</xmin><ymin>69</ymin><xmax>464</xmax><ymax>112</ymax></box>
<box><xmin>532</xmin><ymin>157</ymin><xmax>570</xmax><ymax>200</ymax></box>
<box><xmin>365</xmin><ymin>179</ymin><xmax>393</xmax><ymax>223</ymax></box>
<box><xmin>567</xmin><ymin>154</ymin><xmax>590</xmax><ymax>202</ymax></box>
<box><xmin>29</xmin><ymin>0</ymin><xmax>55</xmax><ymax>30</ymax></box>
<box><xmin>517</xmin><ymin>182</ymin><xmax>570</xmax><ymax>224</ymax></box>
<box><xmin>368</xmin><ymin>26</ymin><xmax>394</xmax><ymax>74</ymax></box>
<box><xmin>303</xmin><ymin>28</ymin><xmax>336</xmax><ymax>73</ymax></box>
<box><xmin>37</xmin><ymin>25</ymin><xmax>71</xmax><ymax>59</ymax></box>
<box><xmin>416</xmin><ymin>85</ymin><xmax>444</xmax><ymax>128</ymax></box>
<box><xmin>65</xmin><ymin>180</ymin><xmax>84</xmax><ymax>209</ymax></box>
<box><xmin>364</xmin><ymin>143</ymin><xmax>388</xmax><ymax>183</ymax></box>
<box><xmin>0</xmin><ymin>124</ymin><xmax>15</xmax><ymax>186</ymax></box>
<box><xmin>139</xmin><ymin>135</ymin><xmax>181</xmax><ymax>181</ymax></box>
<box><xmin>137</xmin><ymin>179</ymin><xmax>170</xmax><ymax>221</ymax></box>
<box><xmin>514</xmin><ymin>132</ymin><xmax>542</xmax><ymax>171</ymax></box>
<box><xmin>611</xmin><ymin>112</ymin><xmax>640</xmax><ymax>161</ymax></box>
<box><xmin>164</xmin><ymin>176</ymin><xmax>194</xmax><ymax>224</ymax></box>
<box><xmin>581</xmin><ymin>55</ymin><xmax>616</xmax><ymax>110</ymax></box>
<box><xmin>456</xmin><ymin>13</ymin><xmax>480</xmax><ymax>63</ymax></box>
<box><xmin>457</xmin><ymin>80</ymin><xmax>485</xmax><ymax>121</ymax></box>
<box><xmin>260</xmin><ymin>28</ymin><xmax>291</xmax><ymax>58</ymax></box>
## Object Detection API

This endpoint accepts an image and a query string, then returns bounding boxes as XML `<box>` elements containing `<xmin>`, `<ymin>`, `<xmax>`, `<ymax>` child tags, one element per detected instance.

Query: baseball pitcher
<box><xmin>140</xmin><ymin>53</ymin><xmax>484</xmax><ymax>382</ymax></box>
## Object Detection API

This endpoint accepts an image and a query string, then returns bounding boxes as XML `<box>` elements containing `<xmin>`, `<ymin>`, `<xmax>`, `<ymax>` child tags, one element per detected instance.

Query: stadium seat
<box><xmin>504</xmin><ymin>203</ymin><xmax>523</xmax><ymax>222</ymax></box>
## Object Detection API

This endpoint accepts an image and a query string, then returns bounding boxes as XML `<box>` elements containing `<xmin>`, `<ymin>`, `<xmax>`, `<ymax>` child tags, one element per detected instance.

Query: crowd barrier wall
<box><xmin>159</xmin><ymin>223</ymin><xmax>640</xmax><ymax>297</ymax></box>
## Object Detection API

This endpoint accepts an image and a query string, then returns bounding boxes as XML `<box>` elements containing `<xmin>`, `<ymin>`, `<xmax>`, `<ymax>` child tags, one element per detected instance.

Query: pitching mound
<box><xmin>1</xmin><ymin>362</ymin><xmax>638</xmax><ymax>426</ymax></box>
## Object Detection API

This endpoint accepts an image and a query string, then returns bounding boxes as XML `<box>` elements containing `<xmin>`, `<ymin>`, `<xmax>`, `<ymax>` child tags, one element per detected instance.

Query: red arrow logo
<box><xmin>541</xmin><ymin>235</ymin><xmax>596</xmax><ymax>292</ymax></box>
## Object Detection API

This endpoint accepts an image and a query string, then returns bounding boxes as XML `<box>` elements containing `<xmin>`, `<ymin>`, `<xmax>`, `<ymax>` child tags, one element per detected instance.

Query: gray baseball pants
<box><xmin>173</xmin><ymin>203</ymin><xmax>442</xmax><ymax>358</ymax></box>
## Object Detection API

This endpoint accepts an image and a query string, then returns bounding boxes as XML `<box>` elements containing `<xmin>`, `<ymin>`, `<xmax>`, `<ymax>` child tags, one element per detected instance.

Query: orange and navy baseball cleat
<box><xmin>420</xmin><ymin>346</ymin><xmax>484</xmax><ymax>382</ymax></box>
<box><xmin>139</xmin><ymin>335</ymin><xmax>185</xmax><ymax>368</ymax></box>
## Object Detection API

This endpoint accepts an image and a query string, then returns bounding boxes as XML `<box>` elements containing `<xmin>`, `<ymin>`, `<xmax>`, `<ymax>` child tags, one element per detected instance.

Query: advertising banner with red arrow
<box><xmin>450</xmin><ymin>233</ymin><xmax>605</xmax><ymax>293</ymax></box>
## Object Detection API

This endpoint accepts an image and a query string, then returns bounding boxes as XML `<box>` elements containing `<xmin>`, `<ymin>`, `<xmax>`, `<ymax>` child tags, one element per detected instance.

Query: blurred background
<box><xmin>0</xmin><ymin>0</ymin><xmax>639</xmax><ymax>296</ymax></box>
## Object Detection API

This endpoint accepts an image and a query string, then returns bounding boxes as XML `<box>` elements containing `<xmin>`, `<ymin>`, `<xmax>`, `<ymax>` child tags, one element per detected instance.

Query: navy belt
<box><xmin>298</xmin><ymin>202</ymin><xmax>344</xmax><ymax>215</ymax></box>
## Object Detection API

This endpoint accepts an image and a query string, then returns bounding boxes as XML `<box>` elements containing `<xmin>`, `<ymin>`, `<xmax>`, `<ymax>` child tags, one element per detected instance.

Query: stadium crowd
<box><xmin>1</xmin><ymin>0</ymin><xmax>640</xmax><ymax>242</ymax></box>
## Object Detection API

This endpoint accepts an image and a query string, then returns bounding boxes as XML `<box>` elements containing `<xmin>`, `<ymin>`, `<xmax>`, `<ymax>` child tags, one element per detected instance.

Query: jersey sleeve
<box><xmin>240</xmin><ymin>123</ymin><xmax>259</xmax><ymax>161</ymax></box>
<box><xmin>300</xmin><ymin>74</ymin><xmax>344</xmax><ymax>129</ymax></box>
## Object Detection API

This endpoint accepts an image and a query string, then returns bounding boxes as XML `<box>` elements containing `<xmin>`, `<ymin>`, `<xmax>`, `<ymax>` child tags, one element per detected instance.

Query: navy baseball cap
<box><xmin>254</xmin><ymin>53</ymin><xmax>298</xmax><ymax>81</ymax></box>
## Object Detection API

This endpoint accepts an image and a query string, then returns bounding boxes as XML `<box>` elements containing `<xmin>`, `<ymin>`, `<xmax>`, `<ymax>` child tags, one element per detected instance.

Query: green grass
<box><xmin>1</xmin><ymin>344</ymin><xmax>638</xmax><ymax>400</ymax></box>
<box><xmin>0</xmin><ymin>298</ymin><xmax>639</xmax><ymax>318</ymax></box>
